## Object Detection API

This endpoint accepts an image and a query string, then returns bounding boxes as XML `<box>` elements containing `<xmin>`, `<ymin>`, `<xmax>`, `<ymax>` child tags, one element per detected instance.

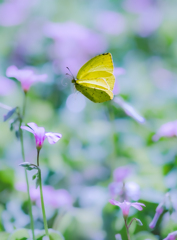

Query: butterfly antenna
<box><xmin>66</xmin><ymin>67</ymin><xmax>74</xmax><ymax>79</ymax></box>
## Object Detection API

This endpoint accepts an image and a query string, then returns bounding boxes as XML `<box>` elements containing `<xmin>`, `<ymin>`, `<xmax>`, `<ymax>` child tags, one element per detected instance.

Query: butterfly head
<box><xmin>71</xmin><ymin>79</ymin><xmax>76</xmax><ymax>84</ymax></box>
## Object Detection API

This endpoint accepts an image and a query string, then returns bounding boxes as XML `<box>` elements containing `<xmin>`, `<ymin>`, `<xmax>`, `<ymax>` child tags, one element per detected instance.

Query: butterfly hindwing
<box><xmin>75</xmin><ymin>82</ymin><xmax>113</xmax><ymax>103</ymax></box>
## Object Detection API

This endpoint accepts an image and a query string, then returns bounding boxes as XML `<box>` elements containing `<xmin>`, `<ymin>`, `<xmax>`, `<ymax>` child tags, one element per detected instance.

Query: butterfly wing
<box><xmin>74</xmin><ymin>53</ymin><xmax>115</xmax><ymax>103</ymax></box>
<box><xmin>76</xmin><ymin>78</ymin><xmax>110</xmax><ymax>90</ymax></box>
<box><xmin>77</xmin><ymin>52</ymin><xmax>114</xmax><ymax>75</ymax></box>
<box><xmin>78</xmin><ymin>71</ymin><xmax>115</xmax><ymax>91</ymax></box>
<box><xmin>75</xmin><ymin>78</ymin><xmax>113</xmax><ymax>103</ymax></box>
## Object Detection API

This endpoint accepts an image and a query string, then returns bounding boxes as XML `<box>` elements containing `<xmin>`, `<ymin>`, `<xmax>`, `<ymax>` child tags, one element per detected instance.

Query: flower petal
<box><xmin>6</xmin><ymin>65</ymin><xmax>19</xmax><ymax>78</ymax></box>
<box><xmin>109</xmin><ymin>199</ymin><xmax>120</xmax><ymax>207</ymax></box>
<box><xmin>27</xmin><ymin>122</ymin><xmax>40</xmax><ymax>133</ymax></box>
<box><xmin>131</xmin><ymin>202</ymin><xmax>145</xmax><ymax>211</ymax></box>
<box><xmin>21</xmin><ymin>126</ymin><xmax>34</xmax><ymax>134</ymax></box>
<box><xmin>45</xmin><ymin>132</ymin><xmax>62</xmax><ymax>144</ymax></box>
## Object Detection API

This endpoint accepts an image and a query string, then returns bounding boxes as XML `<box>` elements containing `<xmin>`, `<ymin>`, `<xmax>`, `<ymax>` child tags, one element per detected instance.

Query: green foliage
<box><xmin>133</xmin><ymin>231</ymin><xmax>159</xmax><ymax>240</ymax></box>
<box><xmin>0</xmin><ymin>232</ymin><xmax>10</xmax><ymax>240</ymax></box>
<box><xmin>8</xmin><ymin>229</ymin><xmax>30</xmax><ymax>240</ymax></box>
<box><xmin>35</xmin><ymin>229</ymin><xmax>64</xmax><ymax>240</ymax></box>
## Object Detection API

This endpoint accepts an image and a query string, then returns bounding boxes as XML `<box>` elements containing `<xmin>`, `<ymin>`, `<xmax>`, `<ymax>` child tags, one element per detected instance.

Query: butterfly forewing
<box><xmin>76</xmin><ymin>53</ymin><xmax>114</xmax><ymax>79</ymax></box>
<box><xmin>76</xmin><ymin>78</ymin><xmax>110</xmax><ymax>90</ymax></box>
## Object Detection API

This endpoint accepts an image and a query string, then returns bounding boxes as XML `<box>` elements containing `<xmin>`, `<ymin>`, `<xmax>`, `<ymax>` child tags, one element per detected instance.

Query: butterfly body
<box><xmin>72</xmin><ymin>53</ymin><xmax>115</xmax><ymax>103</ymax></box>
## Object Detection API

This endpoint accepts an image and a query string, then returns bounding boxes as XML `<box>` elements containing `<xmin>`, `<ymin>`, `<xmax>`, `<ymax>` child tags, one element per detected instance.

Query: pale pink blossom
<box><xmin>109</xmin><ymin>199</ymin><xmax>145</xmax><ymax>217</ymax></box>
<box><xmin>6</xmin><ymin>66</ymin><xmax>47</xmax><ymax>92</ymax></box>
<box><xmin>21</xmin><ymin>122</ymin><xmax>62</xmax><ymax>150</ymax></box>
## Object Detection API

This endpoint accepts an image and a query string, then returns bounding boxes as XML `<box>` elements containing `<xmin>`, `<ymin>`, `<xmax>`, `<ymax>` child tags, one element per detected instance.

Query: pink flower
<box><xmin>113</xmin><ymin>166</ymin><xmax>131</xmax><ymax>182</ymax></box>
<box><xmin>153</xmin><ymin>121</ymin><xmax>177</xmax><ymax>141</ymax></box>
<box><xmin>6</xmin><ymin>66</ymin><xmax>47</xmax><ymax>92</ymax></box>
<box><xmin>164</xmin><ymin>231</ymin><xmax>177</xmax><ymax>240</ymax></box>
<box><xmin>149</xmin><ymin>203</ymin><xmax>164</xmax><ymax>229</ymax></box>
<box><xmin>21</xmin><ymin>122</ymin><xmax>62</xmax><ymax>149</ymax></box>
<box><xmin>109</xmin><ymin>199</ymin><xmax>145</xmax><ymax>218</ymax></box>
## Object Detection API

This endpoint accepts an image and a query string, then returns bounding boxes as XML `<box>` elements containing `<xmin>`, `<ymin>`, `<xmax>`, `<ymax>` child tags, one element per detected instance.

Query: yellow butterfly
<box><xmin>69</xmin><ymin>53</ymin><xmax>115</xmax><ymax>103</ymax></box>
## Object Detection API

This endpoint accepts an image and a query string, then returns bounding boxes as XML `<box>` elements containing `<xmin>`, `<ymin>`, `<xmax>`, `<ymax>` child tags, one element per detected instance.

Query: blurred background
<box><xmin>0</xmin><ymin>0</ymin><xmax>177</xmax><ymax>239</ymax></box>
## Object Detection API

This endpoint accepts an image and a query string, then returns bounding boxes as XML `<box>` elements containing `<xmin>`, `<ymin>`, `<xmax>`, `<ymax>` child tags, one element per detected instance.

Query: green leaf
<box><xmin>129</xmin><ymin>218</ymin><xmax>143</xmax><ymax>228</ymax></box>
<box><xmin>32</xmin><ymin>173</ymin><xmax>38</xmax><ymax>180</ymax></box>
<box><xmin>35</xmin><ymin>173</ymin><xmax>40</xmax><ymax>189</ymax></box>
<box><xmin>8</xmin><ymin>229</ymin><xmax>30</xmax><ymax>240</ymax></box>
<box><xmin>48</xmin><ymin>229</ymin><xmax>65</xmax><ymax>240</ymax></box>
<box><xmin>4</xmin><ymin>107</ymin><xmax>17</xmax><ymax>121</ymax></box>
<box><xmin>0</xmin><ymin>232</ymin><xmax>10</xmax><ymax>240</ymax></box>
<box><xmin>19</xmin><ymin>162</ymin><xmax>38</xmax><ymax>171</ymax></box>
<box><xmin>133</xmin><ymin>231</ymin><xmax>159</xmax><ymax>240</ymax></box>
<box><xmin>35</xmin><ymin>229</ymin><xmax>64</xmax><ymax>240</ymax></box>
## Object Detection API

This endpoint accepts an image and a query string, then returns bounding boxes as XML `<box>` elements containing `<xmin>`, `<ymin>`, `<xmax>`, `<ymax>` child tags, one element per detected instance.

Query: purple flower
<box><xmin>44</xmin><ymin>21</ymin><xmax>107</xmax><ymax>75</ymax></box>
<box><xmin>16</xmin><ymin>183</ymin><xmax>72</xmax><ymax>208</ymax></box>
<box><xmin>109</xmin><ymin>199</ymin><xmax>145</xmax><ymax>218</ymax></box>
<box><xmin>164</xmin><ymin>231</ymin><xmax>177</xmax><ymax>240</ymax></box>
<box><xmin>153</xmin><ymin>121</ymin><xmax>177</xmax><ymax>141</ymax></box>
<box><xmin>6</xmin><ymin>66</ymin><xmax>47</xmax><ymax>92</ymax></box>
<box><xmin>21</xmin><ymin>122</ymin><xmax>62</xmax><ymax>150</ymax></box>
<box><xmin>115</xmin><ymin>234</ymin><xmax>122</xmax><ymax>240</ymax></box>
<box><xmin>109</xmin><ymin>182</ymin><xmax>123</xmax><ymax>198</ymax></box>
<box><xmin>0</xmin><ymin>0</ymin><xmax>34</xmax><ymax>27</ymax></box>
<box><xmin>149</xmin><ymin>203</ymin><xmax>164</xmax><ymax>229</ymax></box>
<box><xmin>109</xmin><ymin>181</ymin><xmax>140</xmax><ymax>201</ymax></box>
<box><xmin>95</xmin><ymin>11</ymin><xmax>126</xmax><ymax>35</ymax></box>
<box><xmin>123</xmin><ymin>0</ymin><xmax>153</xmax><ymax>14</ymax></box>
<box><xmin>113</xmin><ymin>166</ymin><xmax>131</xmax><ymax>182</ymax></box>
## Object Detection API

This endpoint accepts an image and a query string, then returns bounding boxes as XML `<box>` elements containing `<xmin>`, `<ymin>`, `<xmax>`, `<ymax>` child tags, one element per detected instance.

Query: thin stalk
<box><xmin>22</xmin><ymin>92</ymin><xmax>27</xmax><ymax>117</ymax></box>
<box><xmin>19</xmin><ymin>92</ymin><xmax>35</xmax><ymax>240</ymax></box>
<box><xmin>124</xmin><ymin>218</ymin><xmax>131</xmax><ymax>240</ymax></box>
<box><xmin>37</xmin><ymin>150</ymin><xmax>49</xmax><ymax>237</ymax></box>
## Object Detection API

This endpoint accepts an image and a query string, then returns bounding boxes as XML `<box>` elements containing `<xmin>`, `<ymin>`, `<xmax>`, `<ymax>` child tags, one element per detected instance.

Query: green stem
<box><xmin>22</xmin><ymin>92</ymin><xmax>27</xmax><ymax>117</ymax></box>
<box><xmin>37</xmin><ymin>150</ymin><xmax>49</xmax><ymax>237</ymax></box>
<box><xmin>19</xmin><ymin>93</ymin><xmax>35</xmax><ymax>240</ymax></box>
<box><xmin>124</xmin><ymin>218</ymin><xmax>131</xmax><ymax>240</ymax></box>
